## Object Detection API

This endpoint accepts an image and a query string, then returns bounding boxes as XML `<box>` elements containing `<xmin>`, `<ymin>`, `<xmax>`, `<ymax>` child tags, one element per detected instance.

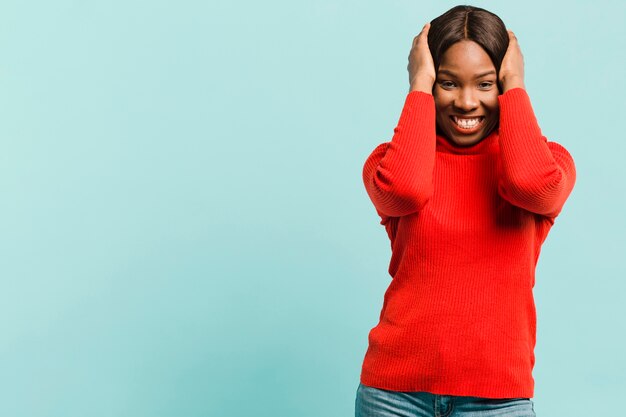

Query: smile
<box><xmin>449</xmin><ymin>115</ymin><xmax>485</xmax><ymax>134</ymax></box>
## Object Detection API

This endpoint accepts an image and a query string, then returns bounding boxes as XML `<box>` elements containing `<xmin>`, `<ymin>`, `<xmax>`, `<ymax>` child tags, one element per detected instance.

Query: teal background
<box><xmin>1</xmin><ymin>1</ymin><xmax>623</xmax><ymax>416</ymax></box>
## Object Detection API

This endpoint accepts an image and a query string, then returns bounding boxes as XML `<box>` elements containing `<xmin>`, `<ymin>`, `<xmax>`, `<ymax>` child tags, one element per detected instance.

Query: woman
<box><xmin>355</xmin><ymin>5</ymin><xmax>576</xmax><ymax>417</ymax></box>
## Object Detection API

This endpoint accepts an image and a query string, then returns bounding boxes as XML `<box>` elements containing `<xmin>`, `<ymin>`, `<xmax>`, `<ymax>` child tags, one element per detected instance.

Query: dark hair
<box><xmin>428</xmin><ymin>5</ymin><xmax>509</xmax><ymax>92</ymax></box>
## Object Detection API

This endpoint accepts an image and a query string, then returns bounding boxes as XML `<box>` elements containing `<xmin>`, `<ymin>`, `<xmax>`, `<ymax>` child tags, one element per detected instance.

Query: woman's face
<box><xmin>433</xmin><ymin>40</ymin><xmax>500</xmax><ymax>147</ymax></box>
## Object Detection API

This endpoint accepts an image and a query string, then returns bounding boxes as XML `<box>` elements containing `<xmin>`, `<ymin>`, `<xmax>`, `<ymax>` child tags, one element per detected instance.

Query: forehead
<box><xmin>438</xmin><ymin>40</ymin><xmax>495</xmax><ymax>74</ymax></box>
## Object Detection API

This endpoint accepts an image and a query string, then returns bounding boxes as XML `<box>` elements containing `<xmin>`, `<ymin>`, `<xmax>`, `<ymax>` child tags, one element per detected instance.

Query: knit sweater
<box><xmin>360</xmin><ymin>87</ymin><xmax>576</xmax><ymax>399</ymax></box>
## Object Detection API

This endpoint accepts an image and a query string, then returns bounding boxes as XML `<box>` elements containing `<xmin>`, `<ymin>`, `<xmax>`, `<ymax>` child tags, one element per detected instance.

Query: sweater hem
<box><xmin>360</xmin><ymin>375</ymin><xmax>534</xmax><ymax>400</ymax></box>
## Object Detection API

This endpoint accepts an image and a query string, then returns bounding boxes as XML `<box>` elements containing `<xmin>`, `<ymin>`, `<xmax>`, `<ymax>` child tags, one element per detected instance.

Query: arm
<box><xmin>496</xmin><ymin>87</ymin><xmax>576</xmax><ymax>218</ymax></box>
<box><xmin>362</xmin><ymin>90</ymin><xmax>436</xmax><ymax>218</ymax></box>
<box><xmin>362</xmin><ymin>22</ymin><xmax>437</xmax><ymax>219</ymax></box>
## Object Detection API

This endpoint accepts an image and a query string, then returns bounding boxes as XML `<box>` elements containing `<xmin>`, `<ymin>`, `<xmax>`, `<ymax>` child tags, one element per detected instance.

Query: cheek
<box><xmin>487</xmin><ymin>103</ymin><xmax>499</xmax><ymax>118</ymax></box>
<box><xmin>485</xmin><ymin>103</ymin><xmax>500</xmax><ymax>130</ymax></box>
<box><xmin>483</xmin><ymin>93</ymin><xmax>499</xmax><ymax>113</ymax></box>
<box><xmin>433</xmin><ymin>89</ymin><xmax>452</xmax><ymax>112</ymax></box>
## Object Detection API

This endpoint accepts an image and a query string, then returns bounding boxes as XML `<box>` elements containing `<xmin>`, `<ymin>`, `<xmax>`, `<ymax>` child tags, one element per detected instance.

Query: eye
<box><xmin>478</xmin><ymin>81</ymin><xmax>494</xmax><ymax>89</ymax></box>
<box><xmin>439</xmin><ymin>80</ymin><xmax>456</xmax><ymax>89</ymax></box>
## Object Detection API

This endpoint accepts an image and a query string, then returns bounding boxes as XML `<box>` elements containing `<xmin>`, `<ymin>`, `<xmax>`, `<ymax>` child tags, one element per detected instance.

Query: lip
<box><xmin>449</xmin><ymin>115</ymin><xmax>485</xmax><ymax>135</ymax></box>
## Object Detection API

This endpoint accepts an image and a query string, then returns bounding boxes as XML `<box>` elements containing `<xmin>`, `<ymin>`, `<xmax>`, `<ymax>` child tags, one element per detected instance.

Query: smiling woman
<box><xmin>433</xmin><ymin>40</ymin><xmax>500</xmax><ymax>146</ymax></box>
<box><xmin>356</xmin><ymin>4</ymin><xmax>577</xmax><ymax>417</ymax></box>
<box><xmin>425</xmin><ymin>5</ymin><xmax>509</xmax><ymax>147</ymax></box>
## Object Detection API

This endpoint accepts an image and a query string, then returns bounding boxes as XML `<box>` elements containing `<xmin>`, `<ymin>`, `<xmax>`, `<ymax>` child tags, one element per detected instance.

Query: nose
<box><xmin>453</xmin><ymin>87</ymin><xmax>479</xmax><ymax>112</ymax></box>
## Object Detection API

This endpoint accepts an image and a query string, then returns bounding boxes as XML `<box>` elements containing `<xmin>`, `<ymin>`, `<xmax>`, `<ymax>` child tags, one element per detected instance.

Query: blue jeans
<box><xmin>355</xmin><ymin>383</ymin><xmax>536</xmax><ymax>417</ymax></box>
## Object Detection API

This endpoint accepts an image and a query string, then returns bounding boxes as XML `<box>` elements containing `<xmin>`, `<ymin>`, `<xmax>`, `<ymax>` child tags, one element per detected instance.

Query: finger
<box><xmin>421</xmin><ymin>22</ymin><xmax>430</xmax><ymax>39</ymax></box>
<box><xmin>507</xmin><ymin>30</ymin><xmax>517</xmax><ymax>41</ymax></box>
<box><xmin>413</xmin><ymin>23</ymin><xmax>430</xmax><ymax>46</ymax></box>
<box><xmin>418</xmin><ymin>23</ymin><xmax>430</xmax><ymax>43</ymax></box>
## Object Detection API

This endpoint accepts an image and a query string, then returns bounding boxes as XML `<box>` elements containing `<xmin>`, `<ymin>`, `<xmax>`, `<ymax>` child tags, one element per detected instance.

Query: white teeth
<box><xmin>453</xmin><ymin>116</ymin><xmax>482</xmax><ymax>128</ymax></box>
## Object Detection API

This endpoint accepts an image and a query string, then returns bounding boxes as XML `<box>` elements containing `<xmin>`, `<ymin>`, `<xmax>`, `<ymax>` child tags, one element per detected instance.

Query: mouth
<box><xmin>449</xmin><ymin>115</ymin><xmax>485</xmax><ymax>134</ymax></box>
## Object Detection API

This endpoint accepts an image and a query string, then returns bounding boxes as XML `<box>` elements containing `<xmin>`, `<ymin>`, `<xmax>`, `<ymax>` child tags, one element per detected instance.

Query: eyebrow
<box><xmin>437</xmin><ymin>69</ymin><xmax>496</xmax><ymax>79</ymax></box>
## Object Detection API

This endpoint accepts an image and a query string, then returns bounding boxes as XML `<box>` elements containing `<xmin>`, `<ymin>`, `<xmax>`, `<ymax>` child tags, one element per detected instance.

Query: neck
<box><xmin>436</xmin><ymin>129</ymin><xmax>499</xmax><ymax>155</ymax></box>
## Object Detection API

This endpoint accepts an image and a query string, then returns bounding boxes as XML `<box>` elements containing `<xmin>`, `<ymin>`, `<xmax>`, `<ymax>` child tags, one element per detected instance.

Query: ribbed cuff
<box><xmin>395</xmin><ymin>90</ymin><xmax>436</xmax><ymax>137</ymax></box>
<box><xmin>497</xmin><ymin>87</ymin><xmax>543</xmax><ymax>140</ymax></box>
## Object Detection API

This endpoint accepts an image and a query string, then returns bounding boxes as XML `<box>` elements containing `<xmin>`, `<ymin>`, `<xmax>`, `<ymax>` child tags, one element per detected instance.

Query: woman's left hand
<box><xmin>499</xmin><ymin>30</ymin><xmax>526</xmax><ymax>92</ymax></box>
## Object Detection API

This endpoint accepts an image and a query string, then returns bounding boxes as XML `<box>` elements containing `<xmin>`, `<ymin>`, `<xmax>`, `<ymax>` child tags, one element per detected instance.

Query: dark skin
<box><xmin>407</xmin><ymin>23</ymin><xmax>526</xmax><ymax>146</ymax></box>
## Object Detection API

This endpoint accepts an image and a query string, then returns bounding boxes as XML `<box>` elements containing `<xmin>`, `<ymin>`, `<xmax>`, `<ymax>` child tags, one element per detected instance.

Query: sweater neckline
<box><xmin>436</xmin><ymin>129</ymin><xmax>499</xmax><ymax>155</ymax></box>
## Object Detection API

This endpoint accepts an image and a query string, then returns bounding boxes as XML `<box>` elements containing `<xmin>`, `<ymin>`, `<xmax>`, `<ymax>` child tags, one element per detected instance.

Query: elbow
<box><xmin>361</xmin><ymin>152</ymin><xmax>434</xmax><ymax>217</ymax></box>
<box><xmin>387</xmin><ymin>185</ymin><xmax>433</xmax><ymax>216</ymax></box>
<box><xmin>500</xmin><ymin>168</ymin><xmax>573</xmax><ymax>216</ymax></box>
<box><xmin>367</xmin><ymin>172</ymin><xmax>433</xmax><ymax>217</ymax></box>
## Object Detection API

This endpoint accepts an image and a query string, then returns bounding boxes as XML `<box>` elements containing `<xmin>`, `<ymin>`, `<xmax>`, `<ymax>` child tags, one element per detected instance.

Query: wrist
<box><xmin>409</xmin><ymin>76</ymin><xmax>435</xmax><ymax>94</ymax></box>
<box><xmin>501</xmin><ymin>76</ymin><xmax>525</xmax><ymax>93</ymax></box>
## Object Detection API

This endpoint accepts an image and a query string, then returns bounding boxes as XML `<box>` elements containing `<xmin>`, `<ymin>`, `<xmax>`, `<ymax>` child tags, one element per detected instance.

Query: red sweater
<box><xmin>360</xmin><ymin>88</ymin><xmax>576</xmax><ymax>399</ymax></box>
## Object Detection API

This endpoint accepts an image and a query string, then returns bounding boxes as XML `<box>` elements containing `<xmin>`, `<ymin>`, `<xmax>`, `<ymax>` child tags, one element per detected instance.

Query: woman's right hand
<box><xmin>407</xmin><ymin>23</ymin><xmax>436</xmax><ymax>93</ymax></box>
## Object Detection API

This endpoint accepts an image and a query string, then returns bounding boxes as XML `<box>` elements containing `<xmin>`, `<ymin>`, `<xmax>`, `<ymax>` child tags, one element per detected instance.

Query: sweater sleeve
<box><xmin>496</xmin><ymin>88</ymin><xmax>577</xmax><ymax>218</ymax></box>
<box><xmin>362</xmin><ymin>91</ymin><xmax>436</xmax><ymax>218</ymax></box>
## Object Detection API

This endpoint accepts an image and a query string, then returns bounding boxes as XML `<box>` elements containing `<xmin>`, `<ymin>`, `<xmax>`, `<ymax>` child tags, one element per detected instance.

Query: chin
<box><xmin>444</xmin><ymin>131</ymin><xmax>484</xmax><ymax>147</ymax></box>
<box><xmin>452</xmin><ymin>137</ymin><xmax>483</xmax><ymax>146</ymax></box>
